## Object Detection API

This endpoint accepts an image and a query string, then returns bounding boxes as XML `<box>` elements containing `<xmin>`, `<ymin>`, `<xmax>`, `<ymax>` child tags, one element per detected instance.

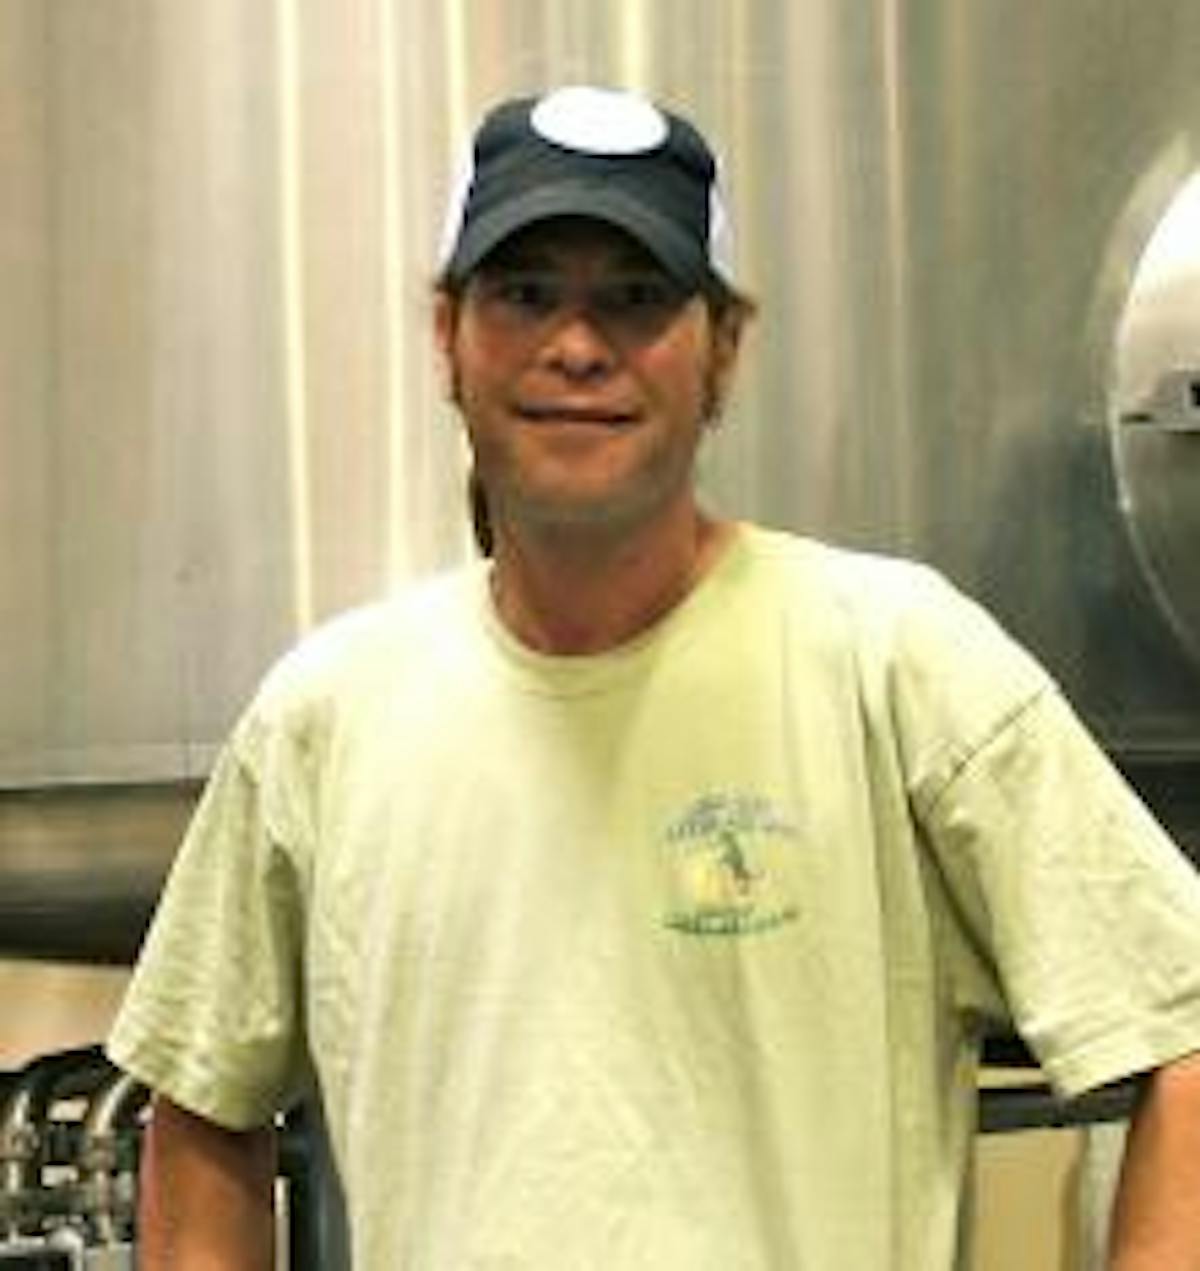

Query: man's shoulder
<box><xmin>738</xmin><ymin>523</ymin><xmax>1042</xmax><ymax>678</ymax></box>
<box><xmin>249</xmin><ymin>564</ymin><xmax>485</xmax><ymax>718</ymax></box>
<box><xmin>738</xmin><ymin>523</ymin><xmax>954</xmax><ymax>617</ymax></box>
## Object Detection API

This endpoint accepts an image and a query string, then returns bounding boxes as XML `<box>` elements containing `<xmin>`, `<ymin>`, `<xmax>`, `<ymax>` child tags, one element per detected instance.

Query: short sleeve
<box><xmin>916</xmin><ymin>687</ymin><xmax>1200</xmax><ymax>1097</ymax></box>
<box><xmin>872</xmin><ymin>568</ymin><xmax>1200</xmax><ymax>1095</ymax></box>
<box><xmin>107</xmin><ymin>727</ymin><xmax>308</xmax><ymax>1129</ymax></box>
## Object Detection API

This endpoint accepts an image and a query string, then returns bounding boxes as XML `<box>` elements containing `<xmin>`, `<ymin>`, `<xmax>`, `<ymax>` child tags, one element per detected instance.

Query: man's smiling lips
<box><xmin>513</xmin><ymin>401</ymin><xmax>640</xmax><ymax>426</ymax></box>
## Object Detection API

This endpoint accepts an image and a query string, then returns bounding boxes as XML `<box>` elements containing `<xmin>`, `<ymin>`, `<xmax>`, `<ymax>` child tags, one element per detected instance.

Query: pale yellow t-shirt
<box><xmin>109</xmin><ymin>525</ymin><xmax>1200</xmax><ymax>1269</ymax></box>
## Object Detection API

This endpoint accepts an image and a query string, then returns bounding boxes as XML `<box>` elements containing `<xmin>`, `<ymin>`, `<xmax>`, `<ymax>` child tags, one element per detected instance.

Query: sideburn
<box><xmin>437</xmin><ymin>293</ymin><xmax>496</xmax><ymax>555</ymax></box>
<box><xmin>469</xmin><ymin>470</ymin><xmax>495</xmax><ymax>557</ymax></box>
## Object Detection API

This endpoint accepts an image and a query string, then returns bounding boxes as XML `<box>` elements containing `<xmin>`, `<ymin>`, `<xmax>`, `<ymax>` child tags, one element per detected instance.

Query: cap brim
<box><xmin>445</xmin><ymin>181</ymin><xmax>712</xmax><ymax>291</ymax></box>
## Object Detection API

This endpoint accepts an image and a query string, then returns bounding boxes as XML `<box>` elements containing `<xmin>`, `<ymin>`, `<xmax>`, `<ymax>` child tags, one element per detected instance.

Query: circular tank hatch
<box><xmin>1111</xmin><ymin>170</ymin><xmax>1200</xmax><ymax>666</ymax></box>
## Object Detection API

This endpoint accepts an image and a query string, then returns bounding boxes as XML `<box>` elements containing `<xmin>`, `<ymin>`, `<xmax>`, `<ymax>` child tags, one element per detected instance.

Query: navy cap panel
<box><xmin>449</xmin><ymin>185</ymin><xmax>710</xmax><ymax>289</ymax></box>
<box><xmin>438</xmin><ymin>86</ymin><xmax>735</xmax><ymax>291</ymax></box>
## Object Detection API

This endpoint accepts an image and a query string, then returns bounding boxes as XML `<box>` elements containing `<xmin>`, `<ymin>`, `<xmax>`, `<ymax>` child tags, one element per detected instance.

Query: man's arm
<box><xmin>138</xmin><ymin>1094</ymin><xmax>277</xmax><ymax>1269</ymax></box>
<box><xmin>1108</xmin><ymin>1049</ymin><xmax>1200</xmax><ymax>1270</ymax></box>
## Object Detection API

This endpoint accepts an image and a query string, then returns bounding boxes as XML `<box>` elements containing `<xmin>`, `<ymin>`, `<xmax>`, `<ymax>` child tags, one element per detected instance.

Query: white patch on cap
<box><xmin>708</xmin><ymin>166</ymin><xmax>737</xmax><ymax>286</ymax></box>
<box><xmin>531</xmin><ymin>86</ymin><xmax>668</xmax><ymax>155</ymax></box>
<box><xmin>436</xmin><ymin>147</ymin><xmax>475</xmax><ymax>271</ymax></box>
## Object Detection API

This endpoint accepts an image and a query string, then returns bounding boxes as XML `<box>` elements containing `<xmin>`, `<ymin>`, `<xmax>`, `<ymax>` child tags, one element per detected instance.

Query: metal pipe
<box><xmin>0</xmin><ymin>1225</ymin><xmax>86</xmax><ymax>1269</ymax></box>
<box><xmin>0</xmin><ymin>1048</ymin><xmax>109</xmax><ymax>1240</ymax></box>
<box><xmin>78</xmin><ymin>1070</ymin><xmax>146</xmax><ymax>1246</ymax></box>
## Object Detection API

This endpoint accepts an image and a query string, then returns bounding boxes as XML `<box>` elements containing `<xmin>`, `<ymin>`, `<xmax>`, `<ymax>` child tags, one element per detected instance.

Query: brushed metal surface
<box><xmin>1112</xmin><ymin>173</ymin><xmax>1200</xmax><ymax>671</ymax></box>
<box><xmin>1114</xmin><ymin>425</ymin><xmax>1200</xmax><ymax>665</ymax></box>
<box><xmin>6</xmin><ymin>2</ymin><xmax>1200</xmax><ymax>777</ymax></box>
<box><xmin>0</xmin><ymin>785</ymin><xmax>197</xmax><ymax>964</ymax></box>
<box><xmin>3</xmin><ymin>2</ymin><xmax>1200</xmax><ymax>959</ymax></box>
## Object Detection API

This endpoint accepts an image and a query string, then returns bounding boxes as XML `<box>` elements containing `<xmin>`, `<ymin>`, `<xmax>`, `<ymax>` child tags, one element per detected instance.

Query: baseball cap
<box><xmin>437</xmin><ymin>85</ymin><xmax>737</xmax><ymax>295</ymax></box>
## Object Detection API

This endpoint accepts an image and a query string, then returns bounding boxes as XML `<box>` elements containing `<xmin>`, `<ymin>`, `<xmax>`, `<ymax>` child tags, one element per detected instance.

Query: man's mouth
<box><xmin>514</xmin><ymin>403</ymin><xmax>639</xmax><ymax>426</ymax></box>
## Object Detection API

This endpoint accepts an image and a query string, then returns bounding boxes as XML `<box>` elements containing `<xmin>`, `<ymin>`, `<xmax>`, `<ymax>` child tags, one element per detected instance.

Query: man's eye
<box><xmin>601</xmin><ymin>278</ymin><xmax>683</xmax><ymax>314</ymax></box>
<box><xmin>488</xmin><ymin>277</ymin><xmax>558</xmax><ymax>312</ymax></box>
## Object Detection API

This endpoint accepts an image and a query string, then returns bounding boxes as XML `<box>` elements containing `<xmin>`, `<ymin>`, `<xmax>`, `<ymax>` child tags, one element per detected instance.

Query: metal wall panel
<box><xmin>3</xmin><ymin>0</ymin><xmax>1199</xmax><ymax>776</ymax></box>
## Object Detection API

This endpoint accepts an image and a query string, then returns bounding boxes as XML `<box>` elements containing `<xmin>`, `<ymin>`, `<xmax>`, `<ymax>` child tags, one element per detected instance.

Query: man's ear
<box><xmin>433</xmin><ymin>289</ymin><xmax>460</xmax><ymax>403</ymax></box>
<box><xmin>706</xmin><ymin>300</ymin><xmax>751</xmax><ymax>423</ymax></box>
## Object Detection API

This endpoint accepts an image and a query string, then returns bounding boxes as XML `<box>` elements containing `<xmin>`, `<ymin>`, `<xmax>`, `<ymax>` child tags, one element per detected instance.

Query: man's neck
<box><xmin>489</xmin><ymin>508</ymin><xmax>736</xmax><ymax>655</ymax></box>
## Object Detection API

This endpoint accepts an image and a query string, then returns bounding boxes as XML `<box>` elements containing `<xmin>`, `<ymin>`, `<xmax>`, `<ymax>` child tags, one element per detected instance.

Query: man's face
<box><xmin>436</xmin><ymin>218</ymin><xmax>742</xmax><ymax>545</ymax></box>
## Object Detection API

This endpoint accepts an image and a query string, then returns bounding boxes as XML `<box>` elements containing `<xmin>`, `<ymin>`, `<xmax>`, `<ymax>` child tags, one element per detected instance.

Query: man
<box><xmin>110</xmin><ymin>86</ymin><xmax>1200</xmax><ymax>1269</ymax></box>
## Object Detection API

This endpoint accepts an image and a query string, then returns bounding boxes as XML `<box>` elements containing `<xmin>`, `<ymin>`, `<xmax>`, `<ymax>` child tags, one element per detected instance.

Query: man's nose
<box><xmin>541</xmin><ymin>307</ymin><xmax>616</xmax><ymax>379</ymax></box>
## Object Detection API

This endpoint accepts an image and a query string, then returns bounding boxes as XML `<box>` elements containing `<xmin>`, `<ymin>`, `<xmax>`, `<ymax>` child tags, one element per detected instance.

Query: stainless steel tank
<box><xmin>2</xmin><ymin>0</ymin><xmax>1199</xmax><ymax>961</ymax></box>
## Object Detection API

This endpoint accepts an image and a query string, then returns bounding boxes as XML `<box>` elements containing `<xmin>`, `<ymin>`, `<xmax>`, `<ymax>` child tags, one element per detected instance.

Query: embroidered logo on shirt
<box><xmin>661</xmin><ymin>793</ymin><xmax>800</xmax><ymax>937</ymax></box>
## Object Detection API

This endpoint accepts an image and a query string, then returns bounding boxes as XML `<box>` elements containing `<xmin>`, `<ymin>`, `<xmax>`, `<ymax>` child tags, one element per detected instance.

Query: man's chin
<box><xmin>498</xmin><ymin>483</ymin><xmax>667</xmax><ymax>539</ymax></box>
